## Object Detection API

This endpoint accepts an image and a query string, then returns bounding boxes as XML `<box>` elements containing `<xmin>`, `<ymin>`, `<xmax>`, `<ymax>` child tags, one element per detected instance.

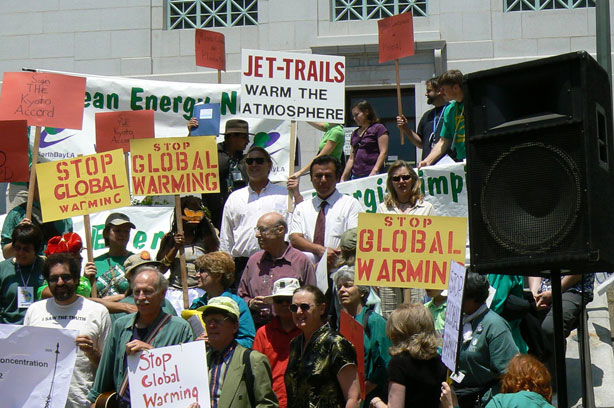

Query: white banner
<box><xmin>442</xmin><ymin>261</ymin><xmax>466</xmax><ymax>373</ymax></box>
<box><xmin>33</xmin><ymin>71</ymin><xmax>291</xmax><ymax>182</ymax></box>
<box><xmin>241</xmin><ymin>49</ymin><xmax>345</xmax><ymax>122</ymax></box>
<box><xmin>127</xmin><ymin>341</ymin><xmax>209</xmax><ymax>408</ymax></box>
<box><xmin>301</xmin><ymin>161</ymin><xmax>468</xmax><ymax>216</ymax></box>
<box><xmin>0</xmin><ymin>325</ymin><xmax>78</xmax><ymax>408</ymax></box>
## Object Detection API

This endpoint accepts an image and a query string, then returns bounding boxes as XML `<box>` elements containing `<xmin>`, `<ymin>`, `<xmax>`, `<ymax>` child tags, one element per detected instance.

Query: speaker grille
<box><xmin>480</xmin><ymin>142</ymin><xmax>582</xmax><ymax>254</ymax></box>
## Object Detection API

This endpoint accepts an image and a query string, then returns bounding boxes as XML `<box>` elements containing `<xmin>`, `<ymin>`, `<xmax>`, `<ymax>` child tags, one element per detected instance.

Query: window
<box><xmin>333</xmin><ymin>0</ymin><xmax>427</xmax><ymax>22</ymax></box>
<box><xmin>167</xmin><ymin>0</ymin><xmax>258</xmax><ymax>29</ymax></box>
<box><xmin>504</xmin><ymin>0</ymin><xmax>595</xmax><ymax>12</ymax></box>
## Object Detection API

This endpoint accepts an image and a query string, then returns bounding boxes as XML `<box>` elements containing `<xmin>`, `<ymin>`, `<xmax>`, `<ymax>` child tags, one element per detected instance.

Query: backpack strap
<box><xmin>242</xmin><ymin>348</ymin><xmax>256</xmax><ymax>407</ymax></box>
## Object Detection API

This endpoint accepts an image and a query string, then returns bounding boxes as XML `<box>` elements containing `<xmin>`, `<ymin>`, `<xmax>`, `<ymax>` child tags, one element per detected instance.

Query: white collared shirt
<box><xmin>289</xmin><ymin>190</ymin><xmax>364</xmax><ymax>250</ymax></box>
<box><xmin>220</xmin><ymin>181</ymin><xmax>289</xmax><ymax>257</ymax></box>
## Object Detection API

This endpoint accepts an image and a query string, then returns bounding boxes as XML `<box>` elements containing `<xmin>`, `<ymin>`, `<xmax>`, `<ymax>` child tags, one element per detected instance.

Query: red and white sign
<box><xmin>195</xmin><ymin>29</ymin><xmax>226</xmax><ymax>71</ymax></box>
<box><xmin>95</xmin><ymin>110</ymin><xmax>155</xmax><ymax>153</ymax></box>
<box><xmin>378</xmin><ymin>13</ymin><xmax>415</xmax><ymax>63</ymax></box>
<box><xmin>0</xmin><ymin>72</ymin><xmax>86</xmax><ymax>129</ymax></box>
<box><xmin>240</xmin><ymin>49</ymin><xmax>345</xmax><ymax>122</ymax></box>
<box><xmin>0</xmin><ymin>120</ymin><xmax>29</xmax><ymax>182</ymax></box>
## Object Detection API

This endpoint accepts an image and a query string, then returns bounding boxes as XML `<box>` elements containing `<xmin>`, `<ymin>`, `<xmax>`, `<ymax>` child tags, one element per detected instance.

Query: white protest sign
<box><xmin>241</xmin><ymin>49</ymin><xmax>345</xmax><ymax>122</ymax></box>
<box><xmin>301</xmin><ymin>161</ymin><xmax>468</xmax><ymax>215</ymax></box>
<box><xmin>441</xmin><ymin>261</ymin><xmax>466</xmax><ymax>373</ymax></box>
<box><xmin>0</xmin><ymin>325</ymin><xmax>78</xmax><ymax>408</ymax></box>
<box><xmin>127</xmin><ymin>340</ymin><xmax>209</xmax><ymax>408</ymax></box>
<box><xmin>32</xmin><ymin>71</ymin><xmax>291</xmax><ymax>182</ymax></box>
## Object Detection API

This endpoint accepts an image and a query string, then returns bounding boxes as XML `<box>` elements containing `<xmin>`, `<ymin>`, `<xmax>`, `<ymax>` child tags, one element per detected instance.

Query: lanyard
<box><xmin>16</xmin><ymin>259</ymin><xmax>35</xmax><ymax>287</ymax></box>
<box><xmin>432</xmin><ymin>107</ymin><xmax>443</xmax><ymax>135</ymax></box>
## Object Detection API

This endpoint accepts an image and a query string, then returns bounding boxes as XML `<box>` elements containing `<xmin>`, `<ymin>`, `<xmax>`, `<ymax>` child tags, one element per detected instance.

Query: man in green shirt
<box><xmin>419</xmin><ymin>70</ymin><xmax>466</xmax><ymax>167</ymax></box>
<box><xmin>0</xmin><ymin>223</ymin><xmax>45</xmax><ymax>324</ymax></box>
<box><xmin>88</xmin><ymin>266</ymin><xmax>193</xmax><ymax>407</ymax></box>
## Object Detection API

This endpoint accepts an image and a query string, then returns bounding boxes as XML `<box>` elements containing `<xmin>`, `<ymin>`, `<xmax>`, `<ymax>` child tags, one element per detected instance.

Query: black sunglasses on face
<box><xmin>290</xmin><ymin>303</ymin><xmax>314</xmax><ymax>312</ymax></box>
<box><xmin>246</xmin><ymin>157</ymin><xmax>266</xmax><ymax>165</ymax></box>
<box><xmin>391</xmin><ymin>175</ymin><xmax>412</xmax><ymax>182</ymax></box>
<box><xmin>48</xmin><ymin>274</ymin><xmax>74</xmax><ymax>283</ymax></box>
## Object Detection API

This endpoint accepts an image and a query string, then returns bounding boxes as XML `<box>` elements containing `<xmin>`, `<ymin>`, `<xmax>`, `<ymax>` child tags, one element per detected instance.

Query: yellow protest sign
<box><xmin>36</xmin><ymin>149</ymin><xmax>131</xmax><ymax>222</ymax></box>
<box><xmin>356</xmin><ymin>213</ymin><xmax>467</xmax><ymax>290</ymax></box>
<box><xmin>130</xmin><ymin>136</ymin><xmax>219</xmax><ymax>196</ymax></box>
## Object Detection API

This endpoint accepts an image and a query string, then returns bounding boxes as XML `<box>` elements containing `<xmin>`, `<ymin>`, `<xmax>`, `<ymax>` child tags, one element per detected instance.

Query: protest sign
<box><xmin>301</xmin><ymin>161</ymin><xmax>468</xmax><ymax>215</ymax></box>
<box><xmin>339</xmin><ymin>311</ymin><xmax>366</xmax><ymax>400</ymax></box>
<box><xmin>241</xmin><ymin>49</ymin><xmax>345</xmax><ymax>122</ymax></box>
<box><xmin>36</xmin><ymin>149</ymin><xmax>131</xmax><ymax>222</ymax></box>
<box><xmin>195</xmin><ymin>29</ymin><xmax>226</xmax><ymax>71</ymax></box>
<box><xmin>191</xmin><ymin>103</ymin><xmax>221</xmax><ymax>137</ymax></box>
<box><xmin>378</xmin><ymin>13</ymin><xmax>415</xmax><ymax>63</ymax></box>
<box><xmin>130</xmin><ymin>136</ymin><xmax>219</xmax><ymax>196</ymax></box>
<box><xmin>96</xmin><ymin>110</ymin><xmax>155</xmax><ymax>153</ymax></box>
<box><xmin>442</xmin><ymin>261</ymin><xmax>466</xmax><ymax>373</ymax></box>
<box><xmin>356</xmin><ymin>213</ymin><xmax>467</xmax><ymax>289</ymax></box>
<box><xmin>0</xmin><ymin>120</ymin><xmax>29</xmax><ymax>182</ymax></box>
<box><xmin>0</xmin><ymin>72</ymin><xmax>86</xmax><ymax>129</ymax></box>
<box><xmin>0</xmin><ymin>324</ymin><xmax>78</xmax><ymax>408</ymax></box>
<box><xmin>30</xmin><ymin>72</ymin><xmax>291</xmax><ymax>182</ymax></box>
<box><xmin>127</xmin><ymin>340</ymin><xmax>209</xmax><ymax>408</ymax></box>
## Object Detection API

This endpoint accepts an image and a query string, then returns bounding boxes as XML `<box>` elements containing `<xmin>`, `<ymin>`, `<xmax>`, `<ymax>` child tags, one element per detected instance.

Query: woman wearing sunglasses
<box><xmin>285</xmin><ymin>285</ymin><xmax>361</xmax><ymax>408</ymax></box>
<box><xmin>376</xmin><ymin>160</ymin><xmax>433</xmax><ymax>317</ymax></box>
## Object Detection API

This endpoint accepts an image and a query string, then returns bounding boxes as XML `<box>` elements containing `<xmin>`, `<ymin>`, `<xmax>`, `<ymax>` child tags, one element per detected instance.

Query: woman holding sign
<box><xmin>342</xmin><ymin>101</ymin><xmax>389</xmax><ymax>181</ymax></box>
<box><xmin>377</xmin><ymin>160</ymin><xmax>433</xmax><ymax>317</ymax></box>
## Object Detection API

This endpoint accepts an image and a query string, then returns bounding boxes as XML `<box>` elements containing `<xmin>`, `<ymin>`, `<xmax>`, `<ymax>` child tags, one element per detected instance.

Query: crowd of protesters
<box><xmin>0</xmin><ymin>68</ymin><xmax>595</xmax><ymax>408</ymax></box>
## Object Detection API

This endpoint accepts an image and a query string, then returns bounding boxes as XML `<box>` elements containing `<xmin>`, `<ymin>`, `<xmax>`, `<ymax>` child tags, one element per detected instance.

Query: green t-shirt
<box><xmin>356</xmin><ymin>307</ymin><xmax>392</xmax><ymax>401</ymax></box>
<box><xmin>0</xmin><ymin>257</ymin><xmax>45</xmax><ymax>324</ymax></box>
<box><xmin>94</xmin><ymin>252</ymin><xmax>133</xmax><ymax>296</ymax></box>
<box><xmin>440</xmin><ymin>101</ymin><xmax>465</xmax><ymax>160</ymax></box>
<box><xmin>425</xmin><ymin>299</ymin><xmax>447</xmax><ymax>333</ymax></box>
<box><xmin>319</xmin><ymin>124</ymin><xmax>345</xmax><ymax>160</ymax></box>
<box><xmin>487</xmin><ymin>274</ymin><xmax>529</xmax><ymax>354</ymax></box>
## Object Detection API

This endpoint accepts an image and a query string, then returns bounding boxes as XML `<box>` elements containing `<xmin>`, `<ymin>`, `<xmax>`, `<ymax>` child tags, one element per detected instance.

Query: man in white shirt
<box><xmin>24</xmin><ymin>252</ymin><xmax>111</xmax><ymax>408</ymax></box>
<box><xmin>289</xmin><ymin>155</ymin><xmax>363</xmax><ymax>267</ymax></box>
<box><xmin>220</xmin><ymin>146</ymin><xmax>302</xmax><ymax>287</ymax></box>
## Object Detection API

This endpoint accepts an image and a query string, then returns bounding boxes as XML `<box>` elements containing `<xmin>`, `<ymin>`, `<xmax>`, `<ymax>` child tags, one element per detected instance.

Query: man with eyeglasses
<box><xmin>220</xmin><ymin>146</ymin><xmax>303</xmax><ymax>289</ymax></box>
<box><xmin>192</xmin><ymin>119</ymin><xmax>251</xmax><ymax>230</ymax></box>
<box><xmin>202</xmin><ymin>296</ymin><xmax>278</xmax><ymax>408</ymax></box>
<box><xmin>0</xmin><ymin>223</ymin><xmax>45</xmax><ymax>324</ymax></box>
<box><xmin>24</xmin><ymin>253</ymin><xmax>111</xmax><ymax>408</ymax></box>
<box><xmin>238</xmin><ymin>212</ymin><xmax>315</xmax><ymax>327</ymax></box>
<box><xmin>88</xmin><ymin>267</ymin><xmax>193</xmax><ymax>408</ymax></box>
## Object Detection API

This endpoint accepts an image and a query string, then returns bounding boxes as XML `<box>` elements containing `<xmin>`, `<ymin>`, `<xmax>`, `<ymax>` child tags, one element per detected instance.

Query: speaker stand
<box><xmin>551</xmin><ymin>270</ymin><xmax>568</xmax><ymax>408</ymax></box>
<box><xmin>578</xmin><ymin>300</ymin><xmax>595</xmax><ymax>408</ymax></box>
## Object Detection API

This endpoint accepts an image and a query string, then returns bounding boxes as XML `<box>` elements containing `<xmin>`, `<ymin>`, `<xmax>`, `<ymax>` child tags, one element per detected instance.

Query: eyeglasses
<box><xmin>246</xmin><ymin>157</ymin><xmax>266</xmax><ymax>165</ymax></box>
<box><xmin>48</xmin><ymin>274</ymin><xmax>74</xmax><ymax>283</ymax></box>
<box><xmin>254</xmin><ymin>226</ymin><xmax>277</xmax><ymax>234</ymax></box>
<box><xmin>391</xmin><ymin>175</ymin><xmax>412</xmax><ymax>182</ymax></box>
<box><xmin>204</xmin><ymin>316</ymin><xmax>231</xmax><ymax>326</ymax></box>
<box><xmin>273</xmin><ymin>297</ymin><xmax>292</xmax><ymax>304</ymax></box>
<box><xmin>290</xmin><ymin>303</ymin><xmax>315</xmax><ymax>313</ymax></box>
<box><xmin>133</xmin><ymin>288</ymin><xmax>157</xmax><ymax>297</ymax></box>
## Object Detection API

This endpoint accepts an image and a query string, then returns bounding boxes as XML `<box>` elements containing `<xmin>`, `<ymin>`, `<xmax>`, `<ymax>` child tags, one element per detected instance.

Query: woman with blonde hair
<box><xmin>377</xmin><ymin>160</ymin><xmax>433</xmax><ymax>316</ymax></box>
<box><xmin>370</xmin><ymin>304</ymin><xmax>446</xmax><ymax>408</ymax></box>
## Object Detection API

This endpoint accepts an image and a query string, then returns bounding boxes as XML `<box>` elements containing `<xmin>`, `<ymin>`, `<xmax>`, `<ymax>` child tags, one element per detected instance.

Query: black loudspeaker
<box><xmin>465</xmin><ymin>51</ymin><xmax>614</xmax><ymax>275</ymax></box>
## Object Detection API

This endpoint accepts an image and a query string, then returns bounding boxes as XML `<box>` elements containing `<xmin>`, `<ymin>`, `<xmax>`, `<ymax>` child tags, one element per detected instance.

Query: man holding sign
<box><xmin>88</xmin><ymin>266</ymin><xmax>193</xmax><ymax>407</ymax></box>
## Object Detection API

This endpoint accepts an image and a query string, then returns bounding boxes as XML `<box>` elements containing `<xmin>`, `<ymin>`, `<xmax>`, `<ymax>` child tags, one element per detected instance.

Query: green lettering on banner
<box><xmin>221</xmin><ymin>91</ymin><xmax>237</xmax><ymax>115</ymax></box>
<box><xmin>450</xmin><ymin>172</ymin><xmax>463</xmax><ymax>203</ymax></box>
<box><xmin>133</xmin><ymin>231</ymin><xmax>147</xmax><ymax>249</ymax></box>
<box><xmin>131</xmin><ymin>87</ymin><xmax>144</xmax><ymax>110</ymax></box>
<box><xmin>92</xmin><ymin>224</ymin><xmax>105</xmax><ymax>250</ymax></box>
<box><xmin>84</xmin><ymin>92</ymin><xmax>91</xmax><ymax>108</ymax></box>
<box><xmin>151</xmin><ymin>231</ymin><xmax>166</xmax><ymax>250</ymax></box>
<box><xmin>428</xmin><ymin>176</ymin><xmax>449</xmax><ymax>195</ymax></box>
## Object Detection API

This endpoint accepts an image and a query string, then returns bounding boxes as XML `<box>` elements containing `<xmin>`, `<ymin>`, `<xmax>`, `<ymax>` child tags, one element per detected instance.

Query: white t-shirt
<box><xmin>24</xmin><ymin>297</ymin><xmax>111</xmax><ymax>408</ymax></box>
<box><xmin>220</xmin><ymin>182</ymin><xmax>289</xmax><ymax>257</ymax></box>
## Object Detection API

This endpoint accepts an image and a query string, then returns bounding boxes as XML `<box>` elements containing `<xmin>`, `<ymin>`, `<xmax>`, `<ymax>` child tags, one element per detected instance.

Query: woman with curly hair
<box><xmin>377</xmin><ymin>160</ymin><xmax>433</xmax><ymax>316</ymax></box>
<box><xmin>370</xmin><ymin>303</ymin><xmax>446</xmax><ymax>408</ymax></box>
<box><xmin>441</xmin><ymin>354</ymin><xmax>554</xmax><ymax>408</ymax></box>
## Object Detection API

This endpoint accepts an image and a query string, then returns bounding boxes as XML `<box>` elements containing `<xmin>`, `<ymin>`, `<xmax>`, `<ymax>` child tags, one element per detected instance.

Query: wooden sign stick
<box><xmin>25</xmin><ymin>126</ymin><xmax>42</xmax><ymax>220</ymax></box>
<box><xmin>174</xmin><ymin>195</ymin><xmax>190</xmax><ymax>310</ymax></box>
<box><xmin>287</xmin><ymin>120</ymin><xmax>298</xmax><ymax>213</ymax></box>
<box><xmin>395</xmin><ymin>59</ymin><xmax>405</xmax><ymax>145</ymax></box>
<box><xmin>83</xmin><ymin>214</ymin><xmax>98</xmax><ymax>298</ymax></box>
<box><xmin>217</xmin><ymin>69</ymin><xmax>222</xmax><ymax>84</ymax></box>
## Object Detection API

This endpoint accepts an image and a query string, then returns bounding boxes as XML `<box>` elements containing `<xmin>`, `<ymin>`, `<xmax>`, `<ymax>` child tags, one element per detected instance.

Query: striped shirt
<box><xmin>209</xmin><ymin>341</ymin><xmax>238</xmax><ymax>408</ymax></box>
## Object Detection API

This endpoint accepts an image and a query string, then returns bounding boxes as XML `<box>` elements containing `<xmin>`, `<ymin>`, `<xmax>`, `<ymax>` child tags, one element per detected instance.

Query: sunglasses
<box><xmin>273</xmin><ymin>297</ymin><xmax>292</xmax><ymax>304</ymax></box>
<box><xmin>391</xmin><ymin>175</ymin><xmax>412</xmax><ymax>182</ymax></box>
<box><xmin>204</xmin><ymin>316</ymin><xmax>231</xmax><ymax>326</ymax></box>
<box><xmin>48</xmin><ymin>274</ymin><xmax>74</xmax><ymax>283</ymax></box>
<box><xmin>290</xmin><ymin>303</ymin><xmax>315</xmax><ymax>313</ymax></box>
<box><xmin>246</xmin><ymin>157</ymin><xmax>266</xmax><ymax>165</ymax></box>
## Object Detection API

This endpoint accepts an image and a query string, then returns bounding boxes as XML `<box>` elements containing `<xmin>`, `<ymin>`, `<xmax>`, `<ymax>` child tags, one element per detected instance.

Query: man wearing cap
<box><xmin>88</xmin><ymin>266</ymin><xmax>193</xmax><ymax>407</ymax></box>
<box><xmin>203</xmin><ymin>296</ymin><xmax>278</xmax><ymax>408</ymax></box>
<box><xmin>94</xmin><ymin>213</ymin><xmax>136</xmax><ymax>297</ymax></box>
<box><xmin>221</xmin><ymin>147</ymin><xmax>302</xmax><ymax>288</ymax></box>
<box><xmin>0</xmin><ymin>223</ymin><xmax>45</xmax><ymax>324</ymax></box>
<box><xmin>25</xmin><ymin>253</ymin><xmax>111</xmax><ymax>408</ymax></box>
<box><xmin>253</xmin><ymin>278</ymin><xmax>301</xmax><ymax>408</ymax></box>
<box><xmin>191</xmin><ymin>118</ymin><xmax>250</xmax><ymax>230</ymax></box>
<box><xmin>238</xmin><ymin>212</ymin><xmax>315</xmax><ymax>327</ymax></box>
